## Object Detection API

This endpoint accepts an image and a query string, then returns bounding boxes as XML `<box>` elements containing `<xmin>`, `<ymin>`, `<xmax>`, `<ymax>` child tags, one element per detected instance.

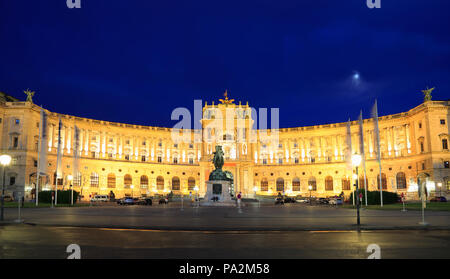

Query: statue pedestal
<box><xmin>200</xmin><ymin>180</ymin><xmax>236</xmax><ymax>207</ymax></box>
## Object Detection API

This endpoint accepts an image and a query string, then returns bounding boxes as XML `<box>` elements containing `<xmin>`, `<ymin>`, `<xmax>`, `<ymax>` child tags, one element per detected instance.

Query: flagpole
<box><xmin>372</xmin><ymin>99</ymin><xmax>383</xmax><ymax>207</ymax></box>
<box><xmin>359</xmin><ymin>110</ymin><xmax>368</xmax><ymax>207</ymax></box>
<box><xmin>35</xmin><ymin>110</ymin><xmax>43</xmax><ymax>207</ymax></box>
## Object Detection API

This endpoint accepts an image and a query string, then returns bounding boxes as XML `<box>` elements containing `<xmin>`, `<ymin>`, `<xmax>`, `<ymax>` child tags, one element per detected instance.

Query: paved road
<box><xmin>2</xmin><ymin>203</ymin><xmax>450</xmax><ymax>230</ymax></box>
<box><xmin>1</xmin><ymin>224</ymin><xmax>449</xmax><ymax>259</ymax></box>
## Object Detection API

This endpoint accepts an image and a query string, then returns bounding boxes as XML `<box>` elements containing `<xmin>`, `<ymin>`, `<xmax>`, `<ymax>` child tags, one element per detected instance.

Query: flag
<box><xmin>371</xmin><ymin>100</ymin><xmax>381</xmax><ymax>162</ymax></box>
<box><xmin>371</xmin><ymin>99</ymin><xmax>384</xmax><ymax>206</ymax></box>
<box><xmin>359</xmin><ymin>110</ymin><xmax>368</xmax><ymax>206</ymax></box>
<box><xmin>37</xmin><ymin>109</ymin><xmax>48</xmax><ymax>176</ymax></box>
<box><xmin>56</xmin><ymin>117</ymin><xmax>63</xmax><ymax>179</ymax></box>
<box><xmin>73</xmin><ymin>125</ymin><xmax>80</xmax><ymax>182</ymax></box>
<box><xmin>345</xmin><ymin>118</ymin><xmax>352</xmax><ymax>170</ymax></box>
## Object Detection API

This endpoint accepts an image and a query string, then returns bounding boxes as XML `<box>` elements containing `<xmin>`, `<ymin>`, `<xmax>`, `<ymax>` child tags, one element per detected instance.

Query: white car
<box><xmin>329</xmin><ymin>198</ymin><xmax>343</xmax><ymax>205</ymax></box>
<box><xmin>90</xmin><ymin>195</ymin><xmax>109</xmax><ymax>202</ymax></box>
<box><xmin>295</xmin><ymin>197</ymin><xmax>309</xmax><ymax>203</ymax></box>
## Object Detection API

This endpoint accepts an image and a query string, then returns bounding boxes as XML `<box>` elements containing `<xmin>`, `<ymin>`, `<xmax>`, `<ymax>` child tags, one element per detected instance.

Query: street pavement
<box><xmin>1</xmin><ymin>204</ymin><xmax>449</xmax><ymax>259</ymax></box>
<box><xmin>2</xmin><ymin>203</ymin><xmax>450</xmax><ymax>231</ymax></box>
<box><xmin>1</xmin><ymin>225</ymin><xmax>449</xmax><ymax>258</ymax></box>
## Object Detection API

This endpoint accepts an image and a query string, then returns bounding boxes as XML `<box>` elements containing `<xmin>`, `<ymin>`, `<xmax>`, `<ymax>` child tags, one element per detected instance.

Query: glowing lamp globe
<box><xmin>0</xmin><ymin>154</ymin><xmax>11</xmax><ymax>166</ymax></box>
<box><xmin>352</xmin><ymin>154</ymin><xmax>362</xmax><ymax>166</ymax></box>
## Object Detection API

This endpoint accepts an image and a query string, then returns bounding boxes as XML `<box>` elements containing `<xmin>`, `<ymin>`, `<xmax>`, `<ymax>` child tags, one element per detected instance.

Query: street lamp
<box><xmin>67</xmin><ymin>175</ymin><xmax>73</xmax><ymax>205</ymax></box>
<box><xmin>352</xmin><ymin>154</ymin><xmax>362</xmax><ymax>226</ymax></box>
<box><xmin>308</xmin><ymin>185</ymin><xmax>313</xmax><ymax>205</ymax></box>
<box><xmin>0</xmin><ymin>154</ymin><xmax>12</xmax><ymax>221</ymax></box>
<box><xmin>130</xmin><ymin>185</ymin><xmax>134</xmax><ymax>197</ymax></box>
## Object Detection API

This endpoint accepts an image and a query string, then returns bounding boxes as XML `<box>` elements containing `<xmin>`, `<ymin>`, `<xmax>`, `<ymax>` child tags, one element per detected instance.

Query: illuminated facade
<box><xmin>1</xmin><ymin>91</ymin><xmax>449</xmax><ymax>200</ymax></box>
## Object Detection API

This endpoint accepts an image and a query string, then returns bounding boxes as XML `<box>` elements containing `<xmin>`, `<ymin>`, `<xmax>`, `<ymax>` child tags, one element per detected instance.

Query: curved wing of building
<box><xmin>1</xmin><ymin>93</ymin><xmax>449</xmax><ymax>200</ymax></box>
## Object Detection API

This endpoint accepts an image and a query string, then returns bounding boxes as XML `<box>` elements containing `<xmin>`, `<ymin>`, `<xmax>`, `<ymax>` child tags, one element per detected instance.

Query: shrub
<box><xmin>38</xmin><ymin>190</ymin><xmax>80</xmax><ymax>204</ymax></box>
<box><xmin>349</xmin><ymin>189</ymin><xmax>399</xmax><ymax>205</ymax></box>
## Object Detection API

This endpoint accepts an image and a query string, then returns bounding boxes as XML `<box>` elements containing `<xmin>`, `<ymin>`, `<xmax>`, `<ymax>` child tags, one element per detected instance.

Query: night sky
<box><xmin>0</xmin><ymin>0</ymin><xmax>449</xmax><ymax>128</ymax></box>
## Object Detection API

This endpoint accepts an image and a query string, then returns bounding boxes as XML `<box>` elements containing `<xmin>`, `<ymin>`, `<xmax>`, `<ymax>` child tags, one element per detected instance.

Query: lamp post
<box><xmin>253</xmin><ymin>186</ymin><xmax>259</xmax><ymax>207</ymax></box>
<box><xmin>130</xmin><ymin>185</ymin><xmax>134</xmax><ymax>198</ymax></box>
<box><xmin>352</xmin><ymin>154</ymin><xmax>362</xmax><ymax>226</ymax></box>
<box><xmin>67</xmin><ymin>175</ymin><xmax>73</xmax><ymax>205</ymax></box>
<box><xmin>0</xmin><ymin>154</ymin><xmax>12</xmax><ymax>221</ymax></box>
<box><xmin>308</xmin><ymin>185</ymin><xmax>312</xmax><ymax>205</ymax></box>
<box><xmin>437</xmin><ymin>182</ymin><xmax>442</xmax><ymax>197</ymax></box>
<box><xmin>193</xmin><ymin>186</ymin><xmax>199</xmax><ymax>207</ymax></box>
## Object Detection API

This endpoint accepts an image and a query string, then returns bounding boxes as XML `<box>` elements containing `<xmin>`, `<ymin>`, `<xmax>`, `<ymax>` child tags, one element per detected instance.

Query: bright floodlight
<box><xmin>353</xmin><ymin>73</ymin><xmax>360</xmax><ymax>80</ymax></box>
<box><xmin>253</xmin><ymin>186</ymin><xmax>258</xmax><ymax>192</ymax></box>
<box><xmin>193</xmin><ymin>186</ymin><xmax>199</xmax><ymax>191</ymax></box>
<box><xmin>308</xmin><ymin>185</ymin><xmax>312</xmax><ymax>191</ymax></box>
<box><xmin>0</xmin><ymin>155</ymin><xmax>11</xmax><ymax>166</ymax></box>
<box><xmin>67</xmin><ymin>175</ymin><xmax>73</xmax><ymax>181</ymax></box>
<box><xmin>130</xmin><ymin>185</ymin><xmax>134</xmax><ymax>189</ymax></box>
<box><xmin>352</xmin><ymin>154</ymin><xmax>362</xmax><ymax>166</ymax></box>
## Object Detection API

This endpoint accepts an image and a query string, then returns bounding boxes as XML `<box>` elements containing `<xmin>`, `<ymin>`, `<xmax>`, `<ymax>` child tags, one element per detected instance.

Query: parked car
<box><xmin>137</xmin><ymin>197</ymin><xmax>153</xmax><ymax>205</ymax></box>
<box><xmin>275</xmin><ymin>197</ymin><xmax>284</xmax><ymax>205</ymax></box>
<box><xmin>284</xmin><ymin>197</ymin><xmax>296</xmax><ymax>203</ymax></box>
<box><xmin>318</xmin><ymin>198</ymin><xmax>329</xmax><ymax>204</ymax></box>
<box><xmin>117</xmin><ymin>197</ymin><xmax>136</xmax><ymax>205</ymax></box>
<box><xmin>90</xmin><ymin>195</ymin><xmax>109</xmax><ymax>202</ymax></box>
<box><xmin>295</xmin><ymin>197</ymin><xmax>309</xmax><ymax>203</ymax></box>
<box><xmin>329</xmin><ymin>198</ymin><xmax>343</xmax><ymax>205</ymax></box>
<box><xmin>2</xmin><ymin>195</ymin><xmax>14</xmax><ymax>202</ymax></box>
<box><xmin>159</xmin><ymin>198</ymin><xmax>169</xmax><ymax>204</ymax></box>
<box><xmin>430</xmin><ymin>196</ymin><xmax>447</xmax><ymax>202</ymax></box>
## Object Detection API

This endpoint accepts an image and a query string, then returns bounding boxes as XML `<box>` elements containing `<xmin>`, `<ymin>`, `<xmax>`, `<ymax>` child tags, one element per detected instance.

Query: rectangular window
<box><xmin>443</xmin><ymin>139</ymin><xmax>448</xmax><ymax>150</ymax></box>
<box><xmin>142</xmin><ymin>141</ymin><xmax>146</xmax><ymax>146</ymax></box>
<box><xmin>294</xmin><ymin>158</ymin><xmax>299</xmax><ymax>164</ymax></box>
<box><xmin>189</xmin><ymin>158</ymin><xmax>194</xmax><ymax>164</ymax></box>
<box><xmin>9</xmin><ymin>176</ymin><xmax>15</xmax><ymax>186</ymax></box>
<box><xmin>141</xmin><ymin>155</ymin><xmax>146</xmax><ymax>162</ymax></box>
<box><xmin>440</xmin><ymin>119</ymin><xmax>446</xmax><ymax>125</ymax></box>
<box><xmin>34</xmin><ymin>160</ymin><xmax>38</xmax><ymax>167</ymax></box>
<box><xmin>125</xmin><ymin>154</ymin><xmax>130</xmax><ymax>160</ymax></box>
<box><xmin>157</xmin><ymin>156</ymin><xmax>162</xmax><ymax>163</ymax></box>
<box><xmin>174</xmin><ymin>144</ymin><xmax>178</xmax><ymax>148</ymax></box>
<box><xmin>126</xmin><ymin>140</ymin><xmax>130</xmax><ymax>144</ymax></box>
<box><xmin>189</xmin><ymin>144</ymin><xmax>193</xmax><ymax>149</ymax></box>
<box><xmin>108</xmin><ymin>153</ymin><xmax>113</xmax><ymax>158</ymax></box>
<box><xmin>278</xmin><ymin>158</ymin><xmax>283</xmax><ymax>164</ymax></box>
<box><xmin>91</xmin><ymin>152</ymin><xmax>96</xmax><ymax>158</ymax></box>
<box><xmin>420</xmin><ymin>142</ymin><xmax>424</xmax><ymax>152</ymax></box>
<box><xmin>419</xmin><ymin>122</ymin><xmax>422</xmax><ymax>129</ymax></box>
<box><xmin>445</xmin><ymin>161</ymin><xmax>449</xmax><ymax>169</ymax></box>
<box><xmin>15</xmin><ymin>119</ymin><xmax>20</xmax><ymax>125</ymax></box>
<box><xmin>262</xmin><ymin>159</ymin><xmax>267</xmax><ymax>165</ymax></box>
<box><xmin>173</xmin><ymin>157</ymin><xmax>178</xmax><ymax>164</ymax></box>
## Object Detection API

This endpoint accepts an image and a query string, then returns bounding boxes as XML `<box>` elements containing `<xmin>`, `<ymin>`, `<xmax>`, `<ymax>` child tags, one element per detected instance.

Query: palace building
<box><xmin>0</xmin><ymin>91</ymin><xmax>449</xmax><ymax>200</ymax></box>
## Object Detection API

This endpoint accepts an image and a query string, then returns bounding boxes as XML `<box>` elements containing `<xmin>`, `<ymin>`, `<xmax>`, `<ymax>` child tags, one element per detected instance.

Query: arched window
<box><xmin>107</xmin><ymin>173</ymin><xmax>115</xmax><ymax>188</ymax></box>
<box><xmin>342</xmin><ymin>177</ymin><xmax>351</xmax><ymax>190</ymax></box>
<box><xmin>172</xmin><ymin>176</ymin><xmax>180</xmax><ymax>191</ymax></box>
<box><xmin>124</xmin><ymin>174</ymin><xmax>132</xmax><ymax>189</ymax></box>
<box><xmin>396</xmin><ymin>172</ymin><xmax>406</xmax><ymax>189</ymax></box>
<box><xmin>325</xmin><ymin>176</ymin><xmax>333</xmax><ymax>191</ymax></box>
<box><xmin>188</xmin><ymin>177</ymin><xmax>195</xmax><ymax>191</ymax></box>
<box><xmin>308</xmin><ymin>177</ymin><xmax>317</xmax><ymax>191</ymax></box>
<box><xmin>157</xmin><ymin>176</ymin><xmax>164</xmax><ymax>190</ymax></box>
<box><xmin>140</xmin><ymin>175</ymin><xmax>148</xmax><ymax>189</ymax></box>
<box><xmin>276</xmin><ymin>178</ymin><xmax>284</xmax><ymax>192</ymax></box>
<box><xmin>91</xmin><ymin>172</ymin><xmax>99</xmax><ymax>187</ymax></box>
<box><xmin>261</xmin><ymin>178</ymin><xmax>269</xmax><ymax>192</ymax></box>
<box><xmin>359</xmin><ymin>176</ymin><xmax>368</xmax><ymax>189</ymax></box>
<box><xmin>377</xmin><ymin>173</ymin><xmax>387</xmax><ymax>190</ymax></box>
<box><xmin>292</xmin><ymin>177</ymin><xmax>300</xmax><ymax>191</ymax></box>
<box><xmin>261</xmin><ymin>178</ymin><xmax>268</xmax><ymax>191</ymax></box>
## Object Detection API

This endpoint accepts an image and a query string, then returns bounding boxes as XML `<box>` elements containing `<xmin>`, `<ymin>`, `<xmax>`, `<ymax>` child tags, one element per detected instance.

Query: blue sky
<box><xmin>0</xmin><ymin>0</ymin><xmax>449</xmax><ymax>128</ymax></box>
